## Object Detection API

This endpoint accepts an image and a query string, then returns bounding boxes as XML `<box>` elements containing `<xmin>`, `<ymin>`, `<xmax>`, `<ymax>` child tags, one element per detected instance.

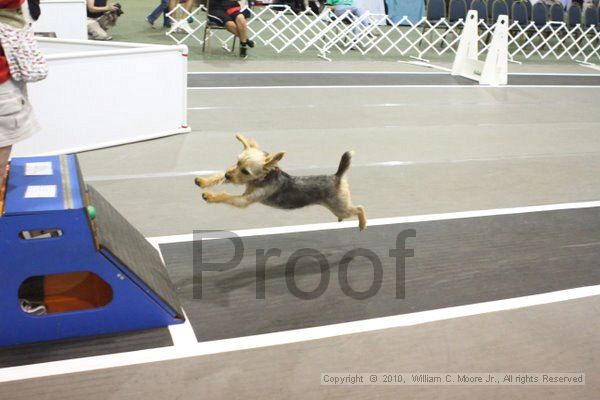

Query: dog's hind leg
<box><xmin>327</xmin><ymin>204</ymin><xmax>367</xmax><ymax>231</ymax></box>
<box><xmin>324</xmin><ymin>182</ymin><xmax>367</xmax><ymax>231</ymax></box>
<box><xmin>195</xmin><ymin>172</ymin><xmax>226</xmax><ymax>188</ymax></box>
<box><xmin>355</xmin><ymin>205</ymin><xmax>367</xmax><ymax>231</ymax></box>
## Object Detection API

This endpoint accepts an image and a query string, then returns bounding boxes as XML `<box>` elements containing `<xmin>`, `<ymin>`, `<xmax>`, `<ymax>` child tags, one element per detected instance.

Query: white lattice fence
<box><xmin>166</xmin><ymin>5</ymin><xmax>600</xmax><ymax>63</ymax></box>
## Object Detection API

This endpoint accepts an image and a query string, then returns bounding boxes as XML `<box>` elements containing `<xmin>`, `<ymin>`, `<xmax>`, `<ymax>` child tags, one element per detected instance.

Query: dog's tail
<box><xmin>335</xmin><ymin>151</ymin><xmax>354</xmax><ymax>180</ymax></box>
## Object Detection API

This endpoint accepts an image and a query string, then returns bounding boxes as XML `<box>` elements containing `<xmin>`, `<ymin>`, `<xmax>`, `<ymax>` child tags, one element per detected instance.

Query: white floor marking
<box><xmin>86</xmin><ymin>170</ymin><xmax>219</xmax><ymax>182</ymax></box>
<box><xmin>187</xmin><ymin>106</ymin><xmax>222</xmax><ymax>110</ymax></box>
<box><xmin>147</xmin><ymin>200</ymin><xmax>600</xmax><ymax>246</ymax></box>
<box><xmin>187</xmin><ymin>71</ymin><xmax>600</xmax><ymax>76</ymax></box>
<box><xmin>187</xmin><ymin>105</ymin><xmax>320</xmax><ymax>111</ymax></box>
<box><xmin>397</xmin><ymin>60</ymin><xmax>453</xmax><ymax>72</ymax></box>
<box><xmin>1</xmin><ymin>285</ymin><xmax>598</xmax><ymax>383</ymax></box>
<box><xmin>188</xmin><ymin>71</ymin><xmax>446</xmax><ymax>74</ymax></box>
<box><xmin>84</xmin><ymin>151</ymin><xmax>600</xmax><ymax>183</ymax></box>
<box><xmin>510</xmin><ymin>72</ymin><xmax>600</xmax><ymax>76</ymax></box>
<box><xmin>187</xmin><ymin>85</ymin><xmax>600</xmax><ymax>90</ymax></box>
<box><xmin>579</xmin><ymin>64</ymin><xmax>600</xmax><ymax>72</ymax></box>
<box><xmin>167</xmin><ymin>309</ymin><xmax>199</xmax><ymax>347</ymax></box>
<box><xmin>151</xmin><ymin>246</ymin><xmax>199</xmax><ymax>348</ymax></box>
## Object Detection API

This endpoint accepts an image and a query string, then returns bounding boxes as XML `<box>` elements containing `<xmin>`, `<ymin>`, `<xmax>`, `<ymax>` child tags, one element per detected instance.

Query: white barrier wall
<box><xmin>13</xmin><ymin>39</ymin><xmax>190</xmax><ymax>157</ymax></box>
<box><xmin>33</xmin><ymin>0</ymin><xmax>87</xmax><ymax>40</ymax></box>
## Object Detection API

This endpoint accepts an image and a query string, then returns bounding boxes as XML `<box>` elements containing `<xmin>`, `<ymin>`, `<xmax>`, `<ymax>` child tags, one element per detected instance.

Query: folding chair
<box><xmin>532</xmin><ymin>2</ymin><xmax>548</xmax><ymax>28</ymax></box>
<box><xmin>567</xmin><ymin>2</ymin><xmax>582</xmax><ymax>28</ymax></box>
<box><xmin>550</xmin><ymin>1</ymin><xmax>565</xmax><ymax>23</ymax></box>
<box><xmin>469</xmin><ymin>0</ymin><xmax>489</xmax><ymax>42</ymax></box>
<box><xmin>582</xmin><ymin>4</ymin><xmax>600</xmax><ymax>46</ymax></box>
<box><xmin>511</xmin><ymin>0</ymin><xmax>530</xmax><ymax>35</ymax></box>
<box><xmin>549</xmin><ymin>2</ymin><xmax>566</xmax><ymax>44</ymax></box>
<box><xmin>491</xmin><ymin>0</ymin><xmax>509</xmax><ymax>22</ymax></box>
<box><xmin>512</xmin><ymin>0</ymin><xmax>529</xmax><ymax>27</ymax></box>
<box><xmin>505</xmin><ymin>0</ymin><xmax>513</xmax><ymax>17</ymax></box>
<box><xmin>583</xmin><ymin>4</ymin><xmax>599</xmax><ymax>30</ymax></box>
<box><xmin>486</xmin><ymin>0</ymin><xmax>508</xmax><ymax>42</ymax></box>
<box><xmin>563</xmin><ymin>2</ymin><xmax>582</xmax><ymax>46</ymax></box>
<box><xmin>531</xmin><ymin>1</ymin><xmax>549</xmax><ymax>49</ymax></box>
<box><xmin>524</xmin><ymin>0</ymin><xmax>532</xmax><ymax>20</ymax></box>
<box><xmin>424</xmin><ymin>0</ymin><xmax>448</xmax><ymax>27</ymax></box>
<box><xmin>486</xmin><ymin>0</ymin><xmax>495</xmax><ymax>21</ymax></box>
<box><xmin>420</xmin><ymin>0</ymin><xmax>448</xmax><ymax>47</ymax></box>
<box><xmin>448</xmin><ymin>0</ymin><xmax>467</xmax><ymax>45</ymax></box>
<box><xmin>202</xmin><ymin>0</ymin><xmax>251</xmax><ymax>52</ymax></box>
<box><xmin>470</xmin><ymin>0</ymin><xmax>489</xmax><ymax>24</ymax></box>
<box><xmin>449</xmin><ymin>0</ymin><xmax>468</xmax><ymax>22</ymax></box>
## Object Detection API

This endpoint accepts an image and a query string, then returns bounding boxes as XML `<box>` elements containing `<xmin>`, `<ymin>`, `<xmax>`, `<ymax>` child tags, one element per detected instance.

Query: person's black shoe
<box><xmin>240</xmin><ymin>45</ymin><xmax>248</xmax><ymax>59</ymax></box>
<box><xmin>246</xmin><ymin>38</ymin><xmax>255</xmax><ymax>48</ymax></box>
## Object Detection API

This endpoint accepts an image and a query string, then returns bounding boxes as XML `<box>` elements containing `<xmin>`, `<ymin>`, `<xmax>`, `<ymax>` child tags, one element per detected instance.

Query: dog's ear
<box><xmin>264</xmin><ymin>151</ymin><xmax>285</xmax><ymax>169</ymax></box>
<box><xmin>236</xmin><ymin>133</ymin><xmax>257</xmax><ymax>149</ymax></box>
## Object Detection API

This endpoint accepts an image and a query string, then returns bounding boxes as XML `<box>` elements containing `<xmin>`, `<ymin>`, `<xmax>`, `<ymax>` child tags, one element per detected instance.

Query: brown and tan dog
<box><xmin>195</xmin><ymin>134</ymin><xmax>366</xmax><ymax>231</ymax></box>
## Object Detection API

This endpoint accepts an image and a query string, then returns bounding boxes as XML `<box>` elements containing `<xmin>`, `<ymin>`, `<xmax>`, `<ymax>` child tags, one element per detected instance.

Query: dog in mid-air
<box><xmin>195</xmin><ymin>134</ymin><xmax>367</xmax><ymax>231</ymax></box>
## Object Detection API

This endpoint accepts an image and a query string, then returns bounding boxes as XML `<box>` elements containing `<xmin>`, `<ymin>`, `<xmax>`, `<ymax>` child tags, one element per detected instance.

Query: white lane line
<box><xmin>187</xmin><ymin>106</ymin><xmax>222</xmax><ymax>110</ymax></box>
<box><xmin>188</xmin><ymin>71</ymin><xmax>447</xmax><ymax>74</ymax></box>
<box><xmin>187</xmin><ymin>85</ymin><xmax>600</xmax><ymax>90</ymax></box>
<box><xmin>187</xmin><ymin>71</ymin><xmax>600</xmax><ymax>76</ymax></box>
<box><xmin>147</xmin><ymin>200</ymin><xmax>600</xmax><ymax>246</ymax></box>
<box><xmin>397</xmin><ymin>60</ymin><xmax>452</xmax><ymax>72</ymax></box>
<box><xmin>188</xmin><ymin>105</ymin><xmax>320</xmax><ymax>111</ymax></box>
<box><xmin>1</xmin><ymin>284</ymin><xmax>598</xmax><ymax>383</ymax></box>
<box><xmin>86</xmin><ymin>170</ymin><xmax>220</xmax><ymax>182</ymax></box>
<box><xmin>510</xmin><ymin>72</ymin><xmax>600</xmax><ymax>76</ymax></box>
<box><xmin>168</xmin><ymin>309</ymin><xmax>198</xmax><ymax>347</ymax></box>
<box><xmin>150</xmin><ymin>244</ymin><xmax>199</xmax><ymax>348</ymax></box>
<box><xmin>84</xmin><ymin>151</ymin><xmax>600</xmax><ymax>183</ymax></box>
<box><xmin>581</xmin><ymin>64</ymin><xmax>600</xmax><ymax>72</ymax></box>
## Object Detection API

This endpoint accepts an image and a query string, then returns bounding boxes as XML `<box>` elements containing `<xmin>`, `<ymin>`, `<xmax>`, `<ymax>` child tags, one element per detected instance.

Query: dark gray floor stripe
<box><xmin>160</xmin><ymin>207</ymin><xmax>600</xmax><ymax>342</ymax></box>
<box><xmin>0</xmin><ymin>328</ymin><xmax>172</xmax><ymax>368</ymax></box>
<box><xmin>187</xmin><ymin>73</ymin><xmax>600</xmax><ymax>88</ymax></box>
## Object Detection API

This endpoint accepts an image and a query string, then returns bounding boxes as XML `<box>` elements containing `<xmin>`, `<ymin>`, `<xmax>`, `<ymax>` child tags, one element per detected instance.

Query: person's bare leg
<box><xmin>0</xmin><ymin>145</ymin><xmax>12</xmax><ymax>188</ymax></box>
<box><xmin>168</xmin><ymin>0</ymin><xmax>191</xmax><ymax>23</ymax></box>
<box><xmin>224</xmin><ymin>21</ymin><xmax>239</xmax><ymax>36</ymax></box>
<box><xmin>167</xmin><ymin>0</ymin><xmax>178</xmax><ymax>24</ymax></box>
<box><xmin>234</xmin><ymin>14</ymin><xmax>248</xmax><ymax>43</ymax></box>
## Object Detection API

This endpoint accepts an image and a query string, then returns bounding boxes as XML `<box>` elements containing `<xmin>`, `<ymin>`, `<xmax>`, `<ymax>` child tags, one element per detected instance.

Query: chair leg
<box><xmin>453</xmin><ymin>26</ymin><xmax>463</xmax><ymax>49</ymax></box>
<box><xmin>418</xmin><ymin>23</ymin><xmax>427</xmax><ymax>48</ymax></box>
<box><xmin>202</xmin><ymin>26</ymin><xmax>209</xmax><ymax>52</ymax></box>
<box><xmin>540</xmin><ymin>29</ymin><xmax>547</xmax><ymax>51</ymax></box>
<box><xmin>440</xmin><ymin>26</ymin><xmax>448</xmax><ymax>49</ymax></box>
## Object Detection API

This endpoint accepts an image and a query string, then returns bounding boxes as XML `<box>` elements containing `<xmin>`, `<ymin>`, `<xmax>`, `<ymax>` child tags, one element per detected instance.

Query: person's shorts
<box><xmin>0</xmin><ymin>78</ymin><xmax>39</xmax><ymax>148</ymax></box>
<box><xmin>208</xmin><ymin>6</ymin><xmax>251</xmax><ymax>25</ymax></box>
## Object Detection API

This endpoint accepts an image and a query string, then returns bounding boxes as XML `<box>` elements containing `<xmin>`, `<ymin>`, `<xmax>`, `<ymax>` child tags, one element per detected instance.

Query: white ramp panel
<box><xmin>451</xmin><ymin>11</ymin><xmax>508</xmax><ymax>86</ymax></box>
<box><xmin>451</xmin><ymin>10</ymin><xmax>482</xmax><ymax>80</ymax></box>
<box><xmin>480</xmin><ymin>15</ymin><xmax>508</xmax><ymax>86</ymax></box>
<box><xmin>13</xmin><ymin>39</ymin><xmax>189</xmax><ymax>157</ymax></box>
<box><xmin>33</xmin><ymin>0</ymin><xmax>87</xmax><ymax>40</ymax></box>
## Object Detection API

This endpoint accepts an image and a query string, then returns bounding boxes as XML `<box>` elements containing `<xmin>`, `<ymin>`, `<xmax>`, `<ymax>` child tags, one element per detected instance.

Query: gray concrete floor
<box><xmin>78</xmin><ymin>82</ymin><xmax>600</xmax><ymax>236</ymax></box>
<box><xmin>2</xmin><ymin>296</ymin><xmax>598</xmax><ymax>400</ymax></box>
<box><xmin>187</xmin><ymin>59</ymin><xmax>600</xmax><ymax>73</ymax></box>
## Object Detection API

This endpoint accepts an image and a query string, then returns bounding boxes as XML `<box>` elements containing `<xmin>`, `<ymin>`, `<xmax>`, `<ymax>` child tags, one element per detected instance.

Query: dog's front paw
<box><xmin>202</xmin><ymin>191</ymin><xmax>218</xmax><ymax>203</ymax></box>
<box><xmin>195</xmin><ymin>177</ymin><xmax>209</xmax><ymax>188</ymax></box>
